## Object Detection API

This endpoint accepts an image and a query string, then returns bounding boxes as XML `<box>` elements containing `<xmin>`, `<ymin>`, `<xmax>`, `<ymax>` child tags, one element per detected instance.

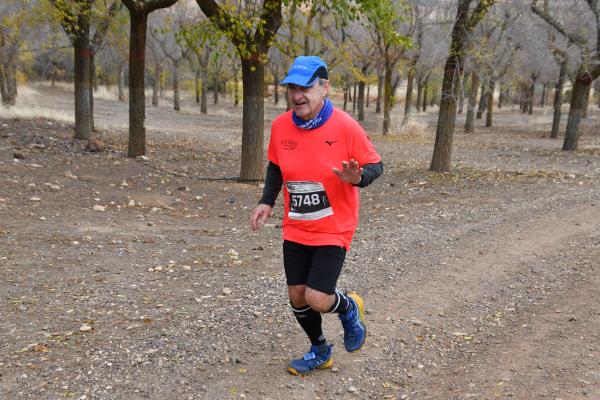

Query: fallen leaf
<box><xmin>33</xmin><ymin>344</ymin><xmax>49</xmax><ymax>353</ymax></box>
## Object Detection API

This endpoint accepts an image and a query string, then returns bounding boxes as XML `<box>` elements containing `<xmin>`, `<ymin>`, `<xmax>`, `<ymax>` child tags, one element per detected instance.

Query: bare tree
<box><xmin>147</xmin><ymin>23</ymin><xmax>167</xmax><ymax>106</ymax></box>
<box><xmin>0</xmin><ymin>0</ymin><xmax>33</xmax><ymax>105</ymax></box>
<box><xmin>431</xmin><ymin>0</ymin><xmax>495</xmax><ymax>172</ymax></box>
<box><xmin>363</xmin><ymin>0</ymin><xmax>411</xmax><ymax>135</ymax></box>
<box><xmin>151</xmin><ymin>4</ymin><xmax>191</xmax><ymax>112</ymax></box>
<box><xmin>195</xmin><ymin>0</ymin><xmax>283</xmax><ymax>181</ymax></box>
<box><xmin>51</xmin><ymin>1</ymin><xmax>122</xmax><ymax>137</ymax></box>
<box><xmin>121</xmin><ymin>0</ymin><xmax>179</xmax><ymax>157</ymax></box>
<box><xmin>532</xmin><ymin>0</ymin><xmax>600</xmax><ymax>150</ymax></box>
<box><xmin>403</xmin><ymin>6</ymin><xmax>427</xmax><ymax>125</ymax></box>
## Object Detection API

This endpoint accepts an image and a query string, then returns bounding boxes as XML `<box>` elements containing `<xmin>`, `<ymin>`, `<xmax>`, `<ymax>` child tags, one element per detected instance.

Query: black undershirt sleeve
<box><xmin>354</xmin><ymin>161</ymin><xmax>383</xmax><ymax>188</ymax></box>
<box><xmin>259</xmin><ymin>161</ymin><xmax>283</xmax><ymax>206</ymax></box>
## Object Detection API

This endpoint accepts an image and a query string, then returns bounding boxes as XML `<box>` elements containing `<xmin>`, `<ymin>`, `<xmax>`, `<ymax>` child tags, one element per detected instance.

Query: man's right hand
<box><xmin>250</xmin><ymin>204</ymin><xmax>273</xmax><ymax>231</ymax></box>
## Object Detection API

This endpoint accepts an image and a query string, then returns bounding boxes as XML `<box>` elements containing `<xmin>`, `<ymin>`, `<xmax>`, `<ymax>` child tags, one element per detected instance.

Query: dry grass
<box><xmin>31</xmin><ymin>81</ymin><xmax>127</xmax><ymax>101</ymax></box>
<box><xmin>93</xmin><ymin>86</ymin><xmax>120</xmax><ymax>101</ymax></box>
<box><xmin>213</xmin><ymin>108</ymin><xmax>237</xmax><ymax>117</ymax></box>
<box><xmin>379</xmin><ymin>113</ymin><xmax>434</xmax><ymax>144</ymax></box>
<box><xmin>0</xmin><ymin>86</ymin><xmax>74</xmax><ymax>122</ymax></box>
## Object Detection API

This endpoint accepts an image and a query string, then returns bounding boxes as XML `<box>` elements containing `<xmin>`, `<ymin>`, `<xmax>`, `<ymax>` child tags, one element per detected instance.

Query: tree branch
<box><xmin>120</xmin><ymin>0</ymin><xmax>136</xmax><ymax>12</ymax></box>
<box><xmin>196</xmin><ymin>0</ymin><xmax>248</xmax><ymax>50</ymax></box>
<box><xmin>531</xmin><ymin>4</ymin><xmax>587</xmax><ymax>48</ymax></box>
<box><xmin>586</xmin><ymin>0</ymin><xmax>600</xmax><ymax>53</ymax></box>
<box><xmin>465</xmin><ymin>0</ymin><xmax>495</xmax><ymax>33</ymax></box>
<box><xmin>146</xmin><ymin>0</ymin><xmax>179</xmax><ymax>13</ymax></box>
<box><xmin>254</xmin><ymin>0</ymin><xmax>282</xmax><ymax>55</ymax></box>
<box><xmin>91</xmin><ymin>1</ymin><xmax>122</xmax><ymax>51</ymax></box>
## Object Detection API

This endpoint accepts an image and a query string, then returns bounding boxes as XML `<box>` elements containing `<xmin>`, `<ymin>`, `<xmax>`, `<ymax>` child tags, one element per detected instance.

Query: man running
<box><xmin>250</xmin><ymin>55</ymin><xmax>383</xmax><ymax>376</ymax></box>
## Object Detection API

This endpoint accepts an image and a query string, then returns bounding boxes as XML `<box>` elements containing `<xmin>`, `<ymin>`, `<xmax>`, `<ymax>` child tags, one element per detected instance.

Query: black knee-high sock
<box><xmin>327</xmin><ymin>290</ymin><xmax>351</xmax><ymax>315</ymax></box>
<box><xmin>291</xmin><ymin>304</ymin><xmax>326</xmax><ymax>346</ymax></box>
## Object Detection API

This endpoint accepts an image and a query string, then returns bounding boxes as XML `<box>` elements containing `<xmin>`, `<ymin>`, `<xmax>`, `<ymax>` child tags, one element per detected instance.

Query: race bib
<box><xmin>286</xmin><ymin>181</ymin><xmax>333</xmax><ymax>220</ymax></box>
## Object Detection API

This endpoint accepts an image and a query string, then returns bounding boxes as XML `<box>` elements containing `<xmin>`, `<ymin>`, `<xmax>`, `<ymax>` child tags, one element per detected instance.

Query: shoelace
<box><xmin>340</xmin><ymin>309</ymin><xmax>358</xmax><ymax>330</ymax></box>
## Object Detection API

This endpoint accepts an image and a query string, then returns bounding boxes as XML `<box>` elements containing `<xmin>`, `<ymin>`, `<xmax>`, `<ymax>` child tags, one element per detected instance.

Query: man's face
<box><xmin>286</xmin><ymin>80</ymin><xmax>330</xmax><ymax>121</ymax></box>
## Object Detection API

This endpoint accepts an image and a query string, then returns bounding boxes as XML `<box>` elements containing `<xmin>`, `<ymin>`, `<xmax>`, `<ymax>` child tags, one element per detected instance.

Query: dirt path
<box><xmin>365</xmin><ymin>203</ymin><xmax>600</xmax><ymax>399</ymax></box>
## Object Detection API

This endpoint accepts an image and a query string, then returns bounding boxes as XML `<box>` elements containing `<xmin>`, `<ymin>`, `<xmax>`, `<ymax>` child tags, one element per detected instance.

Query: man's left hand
<box><xmin>332</xmin><ymin>159</ymin><xmax>362</xmax><ymax>185</ymax></box>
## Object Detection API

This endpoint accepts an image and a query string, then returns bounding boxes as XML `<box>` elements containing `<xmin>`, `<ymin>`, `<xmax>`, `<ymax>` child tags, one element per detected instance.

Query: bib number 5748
<box><xmin>286</xmin><ymin>181</ymin><xmax>333</xmax><ymax>221</ymax></box>
<box><xmin>291</xmin><ymin>193</ymin><xmax>321</xmax><ymax>208</ymax></box>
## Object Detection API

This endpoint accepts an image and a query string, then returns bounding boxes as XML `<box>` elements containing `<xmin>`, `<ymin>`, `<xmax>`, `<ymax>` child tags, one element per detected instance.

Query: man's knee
<box><xmin>304</xmin><ymin>288</ymin><xmax>334</xmax><ymax>313</ymax></box>
<box><xmin>288</xmin><ymin>285</ymin><xmax>307</xmax><ymax>307</ymax></box>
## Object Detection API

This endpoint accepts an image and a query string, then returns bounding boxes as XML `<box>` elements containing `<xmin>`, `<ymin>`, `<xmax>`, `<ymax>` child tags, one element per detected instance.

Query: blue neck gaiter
<box><xmin>292</xmin><ymin>98</ymin><xmax>333</xmax><ymax>130</ymax></box>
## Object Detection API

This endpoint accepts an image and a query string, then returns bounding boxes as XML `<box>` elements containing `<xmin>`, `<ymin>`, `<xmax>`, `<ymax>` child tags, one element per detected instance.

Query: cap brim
<box><xmin>280</xmin><ymin>73</ymin><xmax>316</xmax><ymax>87</ymax></box>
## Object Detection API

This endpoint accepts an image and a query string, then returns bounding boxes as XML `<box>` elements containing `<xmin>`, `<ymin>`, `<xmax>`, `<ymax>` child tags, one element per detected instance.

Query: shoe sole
<box><xmin>287</xmin><ymin>357</ymin><xmax>333</xmax><ymax>376</ymax></box>
<box><xmin>347</xmin><ymin>291</ymin><xmax>367</xmax><ymax>352</ymax></box>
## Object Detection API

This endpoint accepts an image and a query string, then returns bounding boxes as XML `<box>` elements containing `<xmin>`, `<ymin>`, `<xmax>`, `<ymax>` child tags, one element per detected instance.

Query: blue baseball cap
<box><xmin>280</xmin><ymin>56</ymin><xmax>328</xmax><ymax>87</ymax></box>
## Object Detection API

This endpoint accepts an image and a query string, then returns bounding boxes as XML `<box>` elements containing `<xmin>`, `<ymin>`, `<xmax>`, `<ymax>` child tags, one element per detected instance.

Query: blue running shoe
<box><xmin>287</xmin><ymin>343</ymin><xmax>333</xmax><ymax>376</ymax></box>
<box><xmin>339</xmin><ymin>291</ymin><xmax>366</xmax><ymax>352</ymax></box>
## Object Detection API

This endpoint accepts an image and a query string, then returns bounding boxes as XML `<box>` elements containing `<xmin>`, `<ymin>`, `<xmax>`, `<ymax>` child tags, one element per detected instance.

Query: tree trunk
<box><xmin>234</xmin><ymin>65</ymin><xmax>240</xmax><ymax>106</ymax></box>
<box><xmin>485</xmin><ymin>81</ymin><xmax>494</xmax><ymax>127</ymax></box>
<box><xmin>366</xmin><ymin>84</ymin><xmax>370</xmax><ymax>108</ymax></box>
<box><xmin>173</xmin><ymin>62</ymin><xmax>180</xmax><ymax>111</ymax></box>
<box><xmin>476</xmin><ymin>82</ymin><xmax>486</xmax><ymax>119</ymax></box>
<box><xmin>159</xmin><ymin>71</ymin><xmax>165</xmax><ymax>99</ymax></box>
<box><xmin>127</xmin><ymin>10</ymin><xmax>148</xmax><ymax>157</ymax></box>
<box><xmin>0</xmin><ymin>65</ymin><xmax>8</xmax><ymax>104</ymax></box>
<box><xmin>73</xmin><ymin>35</ymin><xmax>93</xmax><ymax>140</ymax></box>
<box><xmin>213</xmin><ymin>72</ymin><xmax>219</xmax><ymax>104</ymax></box>
<box><xmin>431</xmin><ymin>86</ymin><xmax>437</xmax><ymax>107</ymax></box>
<box><xmin>358</xmin><ymin>80</ymin><xmax>365</xmax><ymax>121</ymax></box>
<box><xmin>10</xmin><ymin>64</ymin><xmax>17</xmax><ymax>102</ymax></box>
<box><xmin>376</xmin><ymin>73</ymin><xmax>383</xmax><ymax>114</ymax></box>
<box><xmin>343</xmin><ymin>83</ymin><xmax>348</xmax><ymax>111</ymax></box>
<box><xmin>551</xmin><ymin>57</ymin><xmax>567</xmax><ymax>139</ymax></box>
<box><xmin>89</xmin><ymin>51</ymin><xmax>96</xmax><ymax>132</ymax></box>
<box><xmin>422</xmin><ymin>83</ymin><xmax>428</xmax><ymax>112</ymax></box>
<box><xmin>222</xmin><ymin>78</ymin><xmax>228</xmax><ymax>98</ymax></box>
<box><xmin>431</xmin><ymin>53</ymin><xmax>460</xmax><ymax>171</ymax></box>
<box><xmin>416</xmin><ymin>81</ymin><xmax>423</xmax><ymax>114</ymax></box>
<box><xmin>457</xmin><ymin>71</ymin><xmax>465</xmax><ymax>114</ymax></box>
<box><xmin>201</xmin><ymin>67</ymin><xmax>208</xmax><ymax>114</ymax></box>
<box><xmin>497</xmin><ymin>86</ymin><xmax>503</xmax><ymax>109</ymax></box>
<box><xmin>465</xmin><ymin>71</ymin><xmax>479</xmax><ymax>133</ymax></box>
<box><xmin>152</xmin><ymin>63</ymin><xmax>160</xmax><ymax>105</ymax></box>
<box><xmin>562</xmin><ymin>73</ymin><xmax>592</xmax><ymax>150</ymax></box>
<box><xmin>304</xmin><ymin>4</ymin><xmax>316</xmax><ymax>54</ymax></box>
<box><xmin>352</xmin><ymin>81</ymin><xmax>357</xmax><ymax>114</ymax></box>
<box><xmin>195</xmin><ymin>69</ymin><xmax>200</xmax><ymax>103</ymax></box>
<box><xmin>403</xmin><ymin>68</ymin><xmax>414</xmax><ymax>124</ymax></box>
<box><xmin>540</xmin><ymin>83</ymin><xmax>546</xmax><ymax>108</ymax></box>
<box><xmin>118</xmin><ymin>65</ymin><xmax>126</xmax><ymax>101</ymax></box>
<box><xmin>347</xmin><ymin>81</ymin><xmax>352</xmax><ymax>102</ymax></box>
<box><xmin>0</xmin><ymin>63</ymin><xmax>16</xmax><ymax>105</ymax></box>
<box><xmin>239</xmin><ymin>57</ymin><xmax>265</xmax><ymax>181</ymax></box>
<box><xmin>582</xmin><ymin>83</ymin><xmax>591</xmax><ymax>118</ymax></box>
<box><xmin>382</xmin><ymin>59</ymin><xmax>393</xmax><ymax>135</ymax></box>
<box><xmin>273</xmin><ymin>71</ymin><xmax>279</xmax><ymax>105</ymax></box>
<box><xmin>528</xmin><ymin>83</ymin><xmax>534</xmax><ymax>114</ymax></box>
<box><xmin>430</xmin><ymin>0</ymin><xmax>492</xmax><ymax>172</ymax></box>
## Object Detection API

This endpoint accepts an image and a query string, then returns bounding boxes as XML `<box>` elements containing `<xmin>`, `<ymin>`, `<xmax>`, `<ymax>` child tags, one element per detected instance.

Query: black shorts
<box><xmin>283</xmin><ymin>240</ymin><xmax>346</xmax><ymax>295</ymax></box>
